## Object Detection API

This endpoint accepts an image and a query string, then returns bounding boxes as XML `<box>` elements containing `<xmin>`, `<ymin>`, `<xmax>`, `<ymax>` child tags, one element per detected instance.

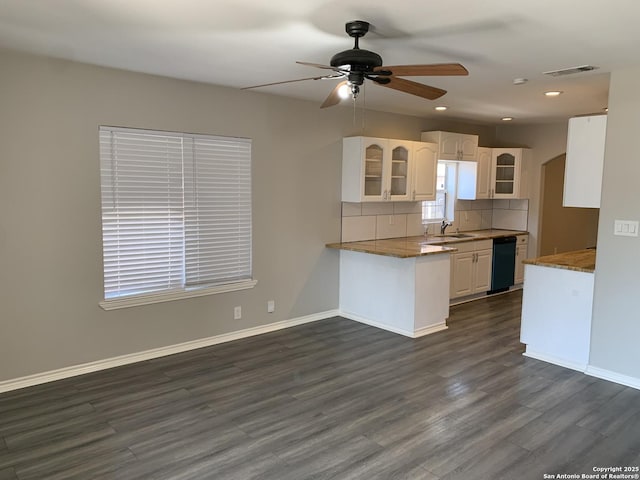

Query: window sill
<box><xmin>99</xmin><ymin>279</ymin><xmax>258</xmax><ymax>311</ymax></box>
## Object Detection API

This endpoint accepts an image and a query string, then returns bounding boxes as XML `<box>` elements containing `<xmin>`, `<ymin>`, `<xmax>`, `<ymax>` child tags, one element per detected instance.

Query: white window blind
<box><xmin>99</xmin><ymin>126</ymin><xmax>252</xmax><ymax>304</ymax></box>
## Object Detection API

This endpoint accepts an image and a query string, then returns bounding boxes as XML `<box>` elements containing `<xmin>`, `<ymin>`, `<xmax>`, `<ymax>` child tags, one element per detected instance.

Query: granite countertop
<box><xmin>325</xmin><ymin>237</ymin><xmax>457</xmax><ymax>258</ymax></box>
<box><xmin>523</xmin><ymin>248</ymin><xmax>596</xmax><ymax>273</ymax></box>
<box><xmin>326</xmin><ymin>229</ymin><xmax>528</xmax><ymax>258</ymax></box>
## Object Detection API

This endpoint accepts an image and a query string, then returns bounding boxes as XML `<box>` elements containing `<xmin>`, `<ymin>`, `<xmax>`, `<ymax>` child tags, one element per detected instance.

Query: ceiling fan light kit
<box><xmin>243</xmin><ymin>20</ymin><xmax>468</xmax><ymax>109</ymax></box>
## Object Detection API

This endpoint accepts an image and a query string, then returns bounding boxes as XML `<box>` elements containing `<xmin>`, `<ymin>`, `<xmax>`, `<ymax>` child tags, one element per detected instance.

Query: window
<box><xmin>99</xmin><ymin>126</ymin><xmax>255</xmax><ymax>309</ymax></box>
<box><xmin>422</xmin><ymin>161</ymin><xmax>457</xmax><ymax>224</ymax></box>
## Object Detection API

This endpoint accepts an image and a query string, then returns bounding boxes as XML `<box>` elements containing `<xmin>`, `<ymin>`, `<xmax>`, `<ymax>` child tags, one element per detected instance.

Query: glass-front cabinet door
<box><xmin>491</xmin><ymin>148</ymin><xmax>523</xmax><ymax>199</ymax></box>
<box><xmin>342</xmin><ymin>136</ymin><xmax>419</xmax><ymax>202</ymax></box>
<box><xmin>387</xmin><ymin>140</ymin><xmax>412</xmax><ymax>201</ymax></box>
<box><xmin>364</xmin><ymin>143</ymin><xmax>384</xmax><ymax>199</ymax></box>
<box><xmin>494</xmin><ymin>152</ymin><xmax>516</xmax><ymax>196</ymax></box>
<box><xmin>389</xmin><ymin>145</ymin><xmax>409</xmax><ymax>198</ymax></box>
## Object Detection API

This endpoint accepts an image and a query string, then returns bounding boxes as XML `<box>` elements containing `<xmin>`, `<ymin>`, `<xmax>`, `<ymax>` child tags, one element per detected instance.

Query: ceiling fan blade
<box><xmin>242</xmin><ymin>74</ymin><xmax>343</xmax><ymax>90</ymax></box>
<box><xmin>321</xmin><ymin>81</ymin><xmax>348</xmax><ymax>109</ymax></box>
<box><xmin>375</xmin><ymin>63</ymin><xmax>468</xmax><ymax>77</ymax></box>
<box><xmin>296</xmin><ymin>61</ymin><xmax>347</xmax><ymax>73</ymax></box>
<box><xmin>377</xmin><ymin>76</ymin><xmax>446</xmax><ymax>100</ymax></box>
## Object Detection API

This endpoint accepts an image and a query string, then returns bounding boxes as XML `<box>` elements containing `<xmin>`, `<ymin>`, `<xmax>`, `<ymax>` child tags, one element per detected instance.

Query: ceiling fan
<box><xmin>242</xmin><ymin>20</ymin><xmax>469</xmax><ymax>108</ymax></box>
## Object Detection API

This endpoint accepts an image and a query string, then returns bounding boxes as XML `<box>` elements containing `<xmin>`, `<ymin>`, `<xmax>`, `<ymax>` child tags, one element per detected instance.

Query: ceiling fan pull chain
<box><xmin>361</xmin><ymin>83</ymin><xmax>366</xmax><ymax>133</ymax></box>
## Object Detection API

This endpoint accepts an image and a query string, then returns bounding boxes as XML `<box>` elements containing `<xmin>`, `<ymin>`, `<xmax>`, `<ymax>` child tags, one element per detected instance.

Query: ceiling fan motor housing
<box><xmin>330</xmin><ymin>49</ymin><xmax>383</xmax><ymax>72</ymax></box>
<box><xmin>330</xmin><ymin>20</ymin><xmax>383</xmax><ymax>77</ymax></box>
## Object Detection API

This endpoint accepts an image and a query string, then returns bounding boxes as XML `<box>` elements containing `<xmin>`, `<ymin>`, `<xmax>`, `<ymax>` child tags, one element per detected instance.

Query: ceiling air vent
<box><xmin>543</xmin><ymin>65</ymin><xmax>599</xmax><ymax>77</ymax></box>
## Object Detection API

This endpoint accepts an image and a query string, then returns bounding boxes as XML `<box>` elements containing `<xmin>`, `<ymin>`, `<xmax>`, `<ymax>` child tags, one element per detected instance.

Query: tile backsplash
<box><xmin>340</xmin><ymin>199</ymin><xmax>528</xmax><ymax>242</ymax></box>
<box><xmin>492</xmin><ymin>199</ymin><xmax>529</xmax><ymax>231</ymax></box>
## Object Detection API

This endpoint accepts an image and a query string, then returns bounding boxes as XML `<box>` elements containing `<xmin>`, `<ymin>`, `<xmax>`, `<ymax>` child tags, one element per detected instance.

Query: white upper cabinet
<box><xmin>342</xmin><ymin>136</ymin><xmax>415</xmax><ymax>202</ymax></box>
<box><xmin>490</xmin><ymin>148</ymin><xmax>531</xmax><ymax>199</ymax></box>
<box><xmin>411</xmin><ymin>141</ymin><xmax>438</xmax><ymax>201</ymax></box>
<box><xmin>475</xmin><ymin>147</ymin><xmax>493</xmax><ymax>199</ymax></box>
<box><xmin>457</xmin><ymin>146</ymin><xmax>492</xmax><ymax>200</ymax></box>
<box><xmin>421</xmin><ymin>131</ymin><xmax>478</xmax><ymax>161</ymax></box>
<box><xmin>563</xmin><ymin>114</ymin><xmax>607</xmax><ymax>208</ymax></box>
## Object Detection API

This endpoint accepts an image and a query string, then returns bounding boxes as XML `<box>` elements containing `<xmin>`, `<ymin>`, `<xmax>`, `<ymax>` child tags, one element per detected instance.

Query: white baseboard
<box><xmin>585</xmin><ymin>365</ymin><xmax>640</xmax><ymax>391</ymax></box>
<box><xmin>523</xmin><ymin>349</ymin><xmax>587</xmax><ymax>373</ymax></box>
<box><xmin>339</xmin><ymin>311</ymin><xmax>447</xmax><ymax>338</ymax></box>
<box><xmin>523</xmin><ymin>350</ymin><xmax>640</xmax><ymax>392</ymax></box>
<box><xmin>414</xmin><ymin>323</ymin><xmax>449</xmax><ymax>337</ymax></box>
<box><xmin>0</xmin><ymin>309</ymin><xmax>339</xmax><ymax>394</ymax></box>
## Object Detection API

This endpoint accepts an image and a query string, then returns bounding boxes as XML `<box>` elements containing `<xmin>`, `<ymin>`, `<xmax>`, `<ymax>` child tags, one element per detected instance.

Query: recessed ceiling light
<box><xmin>434</xmin><ymin>106</ymin><xmax>448</xmax><ymax>111</ymax></box>
<box><xmin>513</xmin><ymin>78</ymin><xmax>528</xmax><ymax>85</ymax></box>
<box><xmin>544</xmin><ymin>91</ymin><xmax>563</xmax><ymax>97</ymax></box>
<box><xmin>501</xmin><ymin>117</ymin><xmax>514</xmax><ymax>121</ymax></box>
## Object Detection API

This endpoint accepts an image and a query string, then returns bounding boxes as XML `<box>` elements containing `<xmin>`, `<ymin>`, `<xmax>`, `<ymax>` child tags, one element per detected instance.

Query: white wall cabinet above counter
<box><xmin>342</xmin><ymin>136</ymin><xmax>437</xmax><ymax>203</ymax></box>
<box><xmin>491</xmin><ymin>148</ymin><xmax>531</xmax><ymax>199</ymax></box>
<box><xmin>458</xmin><ymin>147</ymin><xmax>530</xmax><ymax>200</ymax></box>
<box><xmin>421</xmin><ymin>131</ymin><xmax>478</xmax><ymax>161</ymax></box>
<box><xmin>457</xmin><ymin>147</ymin><xmax>492</xmax><ymax>200</ymax></box>
<box><xmin>563</xmin><ymin>114</ymin><xmax>607</xmax><ymax>208</ymax></box>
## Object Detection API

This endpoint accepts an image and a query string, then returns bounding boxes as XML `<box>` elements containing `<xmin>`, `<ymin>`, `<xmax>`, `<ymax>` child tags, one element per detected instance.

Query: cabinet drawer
<box><xmin>473</xmin><ymin>239</ymin><xmax>493</xmax><ymax>251</ymax></box>
<box><xmin>447</xmin><ymin>239</ymin><xmax>493</xmax><ymax>253</ymax></box>
<box><xmin>450</xmin><ymin>241</ymin><xmax>476</xmax><ymax>253</ymax></box>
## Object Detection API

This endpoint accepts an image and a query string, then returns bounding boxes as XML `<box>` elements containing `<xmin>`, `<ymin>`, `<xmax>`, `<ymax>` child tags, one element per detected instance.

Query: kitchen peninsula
<box><xmin>327</xmin><ymin>237</ymin><xmax>456</xmax><ymax>338</ymax></box>
<box><xmin>520</xmin><ymin>249</ymin><xmax>596</xmax><ymax>372</ymax></box>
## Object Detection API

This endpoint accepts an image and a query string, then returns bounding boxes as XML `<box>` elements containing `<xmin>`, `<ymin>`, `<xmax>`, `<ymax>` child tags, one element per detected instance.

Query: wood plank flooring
<box><xmin>1</xmin><ymin>291</ymin><xmax>639</xmax><ymax>479</ymax></box>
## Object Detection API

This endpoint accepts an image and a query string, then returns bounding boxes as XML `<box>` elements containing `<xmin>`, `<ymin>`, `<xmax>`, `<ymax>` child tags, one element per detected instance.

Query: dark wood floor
<box><xmin>1</xmin><ymin>291</ymin><xmax>639</xmax><ymax>480</ymax></box>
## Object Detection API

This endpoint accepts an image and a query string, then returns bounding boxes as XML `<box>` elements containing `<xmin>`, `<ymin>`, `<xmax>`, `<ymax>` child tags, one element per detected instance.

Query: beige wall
<box><xmin>539</xmin><ymin>155</ymin><xmax>599</xmax><ymax>255</ymax></box>
<box><xmin>0</xmin><ymin>48</ymin><xmax>494</xmax><ymax>382</ymax></box>
<box><xmin>495</xmin><ymin>122</ymin><xmax>569</xmax><ymax>257</ymax></box>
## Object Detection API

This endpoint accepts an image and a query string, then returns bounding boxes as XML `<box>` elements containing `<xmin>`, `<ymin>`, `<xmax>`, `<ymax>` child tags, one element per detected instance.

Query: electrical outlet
<box><xmin>233</xmin><ymin>306</ymin><xmax>242</xmax><ymax>320</ymax></box>
<box><xmin>267</xmin><ymin>300</ymin><xmax>275</xmax><ymax>313</ymax></box>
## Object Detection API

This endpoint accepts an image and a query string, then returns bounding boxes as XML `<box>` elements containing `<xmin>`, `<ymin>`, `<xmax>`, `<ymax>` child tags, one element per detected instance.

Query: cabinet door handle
<box><xmin>412</xmin><ymin>190</ymin><xmax>416</xmax><ymax>200</ymax></box>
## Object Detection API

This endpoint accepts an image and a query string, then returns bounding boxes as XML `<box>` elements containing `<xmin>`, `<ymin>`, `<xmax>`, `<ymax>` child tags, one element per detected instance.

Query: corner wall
<box><xmin>589</xmin><ymin>67</ymin><xmax>640</xmax><ymax>381</ymax></box>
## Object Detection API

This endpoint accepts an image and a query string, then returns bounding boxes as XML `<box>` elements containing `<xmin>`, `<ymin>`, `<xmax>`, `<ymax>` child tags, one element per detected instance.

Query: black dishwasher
<box><xmin>489</xmin><ymin>236</ymin><xmax>517</xmax><ymax>294</ymax></box>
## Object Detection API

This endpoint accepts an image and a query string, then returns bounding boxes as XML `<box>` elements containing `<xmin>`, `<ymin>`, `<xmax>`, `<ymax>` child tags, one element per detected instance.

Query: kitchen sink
<box><xmin>434</xmin><ymin>233</ymin><xmax>475</xmax><ymax>239</ymax></box>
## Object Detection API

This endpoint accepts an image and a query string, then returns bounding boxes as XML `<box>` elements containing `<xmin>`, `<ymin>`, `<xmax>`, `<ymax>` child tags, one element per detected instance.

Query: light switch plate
<box><xmin>614</xmin><ymin>220</ymin><xmax>639</xmax><ymax>237</ymax></box>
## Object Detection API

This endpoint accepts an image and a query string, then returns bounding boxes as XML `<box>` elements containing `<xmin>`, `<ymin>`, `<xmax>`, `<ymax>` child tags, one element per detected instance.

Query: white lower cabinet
<box><xmin>514</xmin><ymin>234</ymin><xmax>529</xmax><ymax>284</ymax></box>
<box><xmin>450</xmin><ymin>239</ymin><xmax>493</xmax><ymax>299</ymax></box>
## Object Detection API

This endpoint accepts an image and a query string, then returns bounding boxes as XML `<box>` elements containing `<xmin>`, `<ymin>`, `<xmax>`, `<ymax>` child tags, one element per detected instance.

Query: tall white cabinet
<box><xmin>342</xmin><ymin>136</ymin><xmax>437</xmax><ymax>202</ymax></box>
<box><xmin>563</xmin><ymin>114</ymin><xmax>607</xmax><ymax>208</ymax></box>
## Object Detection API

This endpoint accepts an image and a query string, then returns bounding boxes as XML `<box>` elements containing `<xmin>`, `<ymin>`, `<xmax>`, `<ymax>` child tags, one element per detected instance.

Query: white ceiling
<box><xmin>1</xmin><ymin>0</ymin><xmax>637</xmax><ymax>125</ymax></box>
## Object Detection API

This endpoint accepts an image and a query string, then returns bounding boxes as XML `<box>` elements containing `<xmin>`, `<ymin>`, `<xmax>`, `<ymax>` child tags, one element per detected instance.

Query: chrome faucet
<box><xmin>440</xmin><ymin>220</ymin><xmax>451</xmax><ymax>235</ymax></box>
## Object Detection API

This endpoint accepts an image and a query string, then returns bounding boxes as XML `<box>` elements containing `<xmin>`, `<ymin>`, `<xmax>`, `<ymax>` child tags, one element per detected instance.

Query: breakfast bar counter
<box><xmin>520</xmin><ymin>249</ymin><xmax>596</xmax><ymax>371</ymax></box>
<box><xmin>327</xmin><ymin>237</ymin><xmax>455</xmax><ymax>338</ymax></box>
<box><xmin>522</xmin><ymin>248</ymin><xmax>595</xmax><ymax>273</ymax></box>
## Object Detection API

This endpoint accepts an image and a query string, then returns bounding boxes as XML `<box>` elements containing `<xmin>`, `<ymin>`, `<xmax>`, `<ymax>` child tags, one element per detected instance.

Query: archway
<box><xmin>539</xmin><ymin>154</ymin><xmax>599</xmax><ymax>255</ymax></box>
